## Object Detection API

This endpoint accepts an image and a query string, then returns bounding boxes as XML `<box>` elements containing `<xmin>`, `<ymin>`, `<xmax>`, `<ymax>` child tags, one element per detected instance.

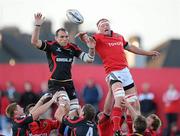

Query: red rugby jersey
<box><xmin>93</xmin><ymin>31</ymin><xmax>128</xmax><ymax>75</ymax></box>
<box><xmin>29</xmin><ymin>119</ymin><xmax>60</xmax><ymax>136</ymax></box>
<box><xmin>144</xmin><ymin>128</ymin><xmax>159</xmax><ymax>136</ymax></box>
<box><xmin>97</xmin><ymin>115</ymin><xmax>114</xmax><ymax>136</ymax></box>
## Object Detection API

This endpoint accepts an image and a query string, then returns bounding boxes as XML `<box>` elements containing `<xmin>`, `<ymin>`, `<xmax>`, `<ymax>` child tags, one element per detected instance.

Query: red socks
<box><xmin>126</xmin><ymin>115</ymin><xmax>133</xmax><ymax>133</ymax></box>
<box><xmin>112</xmin><ymin>107</ymin><xmax>122</xmax><ymax>131</ymax></box>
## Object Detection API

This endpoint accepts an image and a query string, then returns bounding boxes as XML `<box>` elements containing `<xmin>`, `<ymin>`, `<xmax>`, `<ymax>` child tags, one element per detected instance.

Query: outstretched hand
<box><xmin>76</xmin><ymin>32</ymin><xmax>96</xmax><ymax>48</ymax></box>
<box><xmin>34</xmin><ymin>13</ymin><xmax>45</xmax><ymax>26</ymax></box>
<box><xmin>40</xmin><ymin>93</ymin><xmax>52</xmax><ymax>103</ymax></box>
<box><xmin>75</xmin><ymin>32</ymin><xmax>87</xmax><ymax>42</ymax></box>
<box><xmin>150</xmin><ymin>51</ymin><xmax>160</xmax><ymax>59</ymax></box>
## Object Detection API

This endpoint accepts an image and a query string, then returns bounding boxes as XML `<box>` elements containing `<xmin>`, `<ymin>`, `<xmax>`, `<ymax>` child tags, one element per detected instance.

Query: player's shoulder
<box><xmin>67</xmin><ymin>42</ymin><xmax>81</xmax><ymax>50</ymax></box>
<box><xmin>14</xmin><ymin>114</ymin><xmax>32</xmax><ymax>123</ymax></box>
<box><xmin>112</xmin><ymin>32</ymin><xmax>124</xmax><ymax>38</ymax></box>
<box><xmin>64</xmin><ymin>115</ymin><xmax>85</xmax><ymax>124</ymax></box>
<box><xmin>69</xmin><ymin>42</ymin><xmax>78</xmax><ymax>47</ymax></box>
<box><xmin>44</xmin><ymin>40</ymin><xmax>57</xmax><ymax>45</ymax></box>
<box><xmin>93</xmin><ymin>33</ymin><xmax>101</xmax><ymax>38</ymax></box>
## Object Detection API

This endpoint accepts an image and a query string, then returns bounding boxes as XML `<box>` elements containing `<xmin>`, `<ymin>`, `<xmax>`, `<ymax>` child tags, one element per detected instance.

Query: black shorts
<box><xmin>48</xmin><ymin>80</ymin><xmax>77</xmax><ymax>100</ymax></box>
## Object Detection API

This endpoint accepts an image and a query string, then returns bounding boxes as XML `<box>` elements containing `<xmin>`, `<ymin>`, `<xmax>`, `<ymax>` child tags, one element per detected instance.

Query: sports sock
<box><xmin>126</xmin><ymin>114</ymin><xmax>133</xmax><ymax>133</ymax></box>
<box><xmin>112</xmin><ymin>107</ymin><xmax>122</xmax><ymax>132</ymax></box>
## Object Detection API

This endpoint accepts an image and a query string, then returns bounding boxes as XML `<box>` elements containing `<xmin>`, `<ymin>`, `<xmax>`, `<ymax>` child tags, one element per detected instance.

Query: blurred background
<box><xmin>0</xmin><ymin>0</ymin><xmax>180</xmax><ymax>135</ymax></box>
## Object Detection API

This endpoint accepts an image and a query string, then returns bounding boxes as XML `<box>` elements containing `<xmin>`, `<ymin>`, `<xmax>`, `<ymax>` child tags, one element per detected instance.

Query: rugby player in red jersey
<box><xmin>97</xmin><ymin>112</ymin><xmax>114</xmax><ymax>136</ymax></box>
<box><xmin>25</xmin><ymin>103</ymin><xmax>60</xmax><ymax>136</ymax></box>
<box><xmin>127</xmin><ymin>115</ymin><xmax>147</xmax><ymax>136</ymax></box>
<box><xmin>121</xmin><ymin>98</ymin><xmax>161</xmax><ymax>136</ymax></box>
<box><xmin>77</xmin><ymin>18</ymin><xmax>160</xmax><ymax>135</ymax></box>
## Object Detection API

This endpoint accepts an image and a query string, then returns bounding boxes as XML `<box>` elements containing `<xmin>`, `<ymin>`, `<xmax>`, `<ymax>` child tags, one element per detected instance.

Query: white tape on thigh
<box><xmin>125</xmin><ymin>94</ymin><xmax>138</xmax><ymax>103</ymax></box>
<box><xmin>113</xmin><ymin>87</ymin><xmax>125</xmax><ymax>98</ymax></box>
<box><xmin>70</xmin><ymin>99</ymin><xmax>80</xmax><ymax>111</ymax></box>
<box><xmin>58</xmin><ymin>93</ymin><xmax>70</xmax><ymax>101</ymax></box>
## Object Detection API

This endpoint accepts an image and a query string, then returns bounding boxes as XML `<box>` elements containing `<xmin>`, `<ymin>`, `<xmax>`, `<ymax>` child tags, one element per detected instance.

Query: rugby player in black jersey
<box><xmin>31</xmin><ymin>13</ymin><xmax>96</xmax><ymax>115</ymax></box>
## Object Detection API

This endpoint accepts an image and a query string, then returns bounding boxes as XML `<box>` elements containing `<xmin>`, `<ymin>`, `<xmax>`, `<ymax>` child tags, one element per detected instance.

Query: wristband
<box><xmin>35</xmin><ymin>25</ymin><xmax>41</xmax><ymax>27</ymax></box>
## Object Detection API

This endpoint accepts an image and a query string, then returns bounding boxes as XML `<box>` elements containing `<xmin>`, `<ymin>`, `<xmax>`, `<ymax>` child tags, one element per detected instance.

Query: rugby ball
<box><xmin>66</xmin><ymin>9</ymin><xmax>84</xmax><ymax>24</ymax></box>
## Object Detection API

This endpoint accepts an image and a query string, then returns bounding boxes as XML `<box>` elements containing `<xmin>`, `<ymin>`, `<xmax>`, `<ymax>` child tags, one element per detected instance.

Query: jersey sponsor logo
<box><xmin>56</xmin><ymin>47</ymin><xmax>62</xmax><ymax>52</ymax></box>
<box><xmin>56</xmin><ymin>58</ymin><xmax>73</xmax><ymax>62</ymax></box>
<box><xmin>107</xmin><ymin>42</ymin><xmax>123</xmax><ymax>47</ymax></box>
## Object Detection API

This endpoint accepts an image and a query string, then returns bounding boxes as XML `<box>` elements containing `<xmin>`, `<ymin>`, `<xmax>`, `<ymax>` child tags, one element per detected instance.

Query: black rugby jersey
<box><xmin>39</xmin><ymin>41</ymin><xmax>82</xmax><ymax>80</ymax></box>
<box><xmin>62</xmin><ymin>116</ymin><xmax>98</xmax><ymax>136</ymax></box>
<box><xmin>12</xmin><ymin>114</ymin><xmax>33</xmax><ymax>136</ymax></box>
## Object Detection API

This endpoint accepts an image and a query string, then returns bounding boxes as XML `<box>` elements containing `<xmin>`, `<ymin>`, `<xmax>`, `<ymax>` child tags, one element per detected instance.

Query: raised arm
<box><xmin>30</xmin><ymin>92</ymin><xmax>60</xmax><ymax>120</ymax></box>
<box><xmin>125</xmin><ymin>44</ymin><xmax>160</xmax><ymax>58</ymax></box>
<box><xmin>121</xmin><ymin>98</ymin><xmax>140</xmax><ymax>120</ymax></box>
<box><xmin>31</xmin><ymin>13</ymin><xmax>45</xmax><ymax>48</ymax></box>
<box><xmin>30</xmin><ymin>93</ymin><xmax>52</xmax><ymax>114</ymax></box>
<box><xmin>54</xmin><ymin>92</ymin><xmax>70</xmax><ymax>122</ymax></box>
<box><xmin>76</xmin><ymin>32</ymin><xmax>96</xmax><ymax>63</ymax></box>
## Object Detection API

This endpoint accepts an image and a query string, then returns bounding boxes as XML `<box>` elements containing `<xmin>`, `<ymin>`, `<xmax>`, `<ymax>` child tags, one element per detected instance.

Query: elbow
<box><xmin>54</xmin><ymin>113</ymin><xmax>59</xmax><ymax>121</ymax></box>
<box><xmin>86</xmin><ymin>59</ymin><xmax>94</xmax><ymax>63</ymax></box>
<box><xmin>31</xmin><ymin>39</ymin><xmax>37</xmax><ymax>45</ymax></box>
<box><xmin>31</xmin><ymin>38</ymin><xmax>39</xmax><ymax>46</ymax></box>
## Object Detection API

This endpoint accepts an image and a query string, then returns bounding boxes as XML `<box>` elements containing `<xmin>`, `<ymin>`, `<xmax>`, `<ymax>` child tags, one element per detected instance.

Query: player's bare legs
<box><xmin>125</xmin><ymin>87</ymin><xmax>140</xmax><ymax>114</ymax></box>
<box><xmin>124</xmin><ymin>86</ymin><xmax>140</xmax><ymax>133</ymax></box>
<box><xmin>110</xmin><ymin>81</ymin><xmax>125</xmax><ymax>135</ymax></box>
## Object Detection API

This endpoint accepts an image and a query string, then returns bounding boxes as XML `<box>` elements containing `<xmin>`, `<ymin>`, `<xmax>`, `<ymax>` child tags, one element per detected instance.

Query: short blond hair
<box><xmin>149</xmin><ymin>114</ymin><xmax>162</xmax><ymax>131</ymax></box>
<box><xmin>6</xmin><ymin>102</ymin><xmax>17</xmax><ymax>119</ymax></box>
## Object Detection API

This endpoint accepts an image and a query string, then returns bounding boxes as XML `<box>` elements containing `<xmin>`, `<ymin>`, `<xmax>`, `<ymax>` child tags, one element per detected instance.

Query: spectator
<box><xmin>82</xmin><ymin>79</ymin><xmax>103</xmax><ymax>112</ymax></box>
<box><xmin>0</xmin><ymin>91</ymin><xmax>11</xmax><ymax>135</ymax></box>
<box><xmin>163</xmin><ymin>84</ymin><xmax>180</xmax><ymax>136</ymax></box>
<box><xmin>139</xmin><ymin>83</ymin><xmax>157</xmax><ymax>116</ymax></box>
<box><xmin>5</xmin><ymin>81</ymin><xmax>20</xmax><ymax>103</ymax></box>
<box><xmin>20</xmin><ymin>81</ymin><xmax>39</xmax><ymax>108</ymax></box>
<box><xmin>39</xmin><ymin>81</ymin><xmax>48</xmax><ymax>97</ymax></box>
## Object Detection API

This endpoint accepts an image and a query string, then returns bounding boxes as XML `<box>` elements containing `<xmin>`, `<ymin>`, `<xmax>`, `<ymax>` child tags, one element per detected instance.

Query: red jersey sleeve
<box><xmin>48</xmin><ymin>119</ymin><xmax>60</xmax><ymax>129</ymax></box>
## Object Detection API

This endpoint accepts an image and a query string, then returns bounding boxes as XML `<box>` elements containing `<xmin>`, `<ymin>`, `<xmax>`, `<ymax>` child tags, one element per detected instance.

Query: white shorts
<box><xmin>106</xmin><ymin>67</ymin><xmax>134</xmax><ymax>87</ymax></box>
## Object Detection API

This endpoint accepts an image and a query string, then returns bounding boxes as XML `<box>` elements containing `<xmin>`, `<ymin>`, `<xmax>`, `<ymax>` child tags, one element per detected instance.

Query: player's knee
<box><xmin>70</xmin><ymin>99</ymin><xmax>80</xmax><ymax>112</ymax></box>
<box><xmin>125</xmin><ymin>93</ymin><xmax>138</xmax><ymax>103</ymax></box>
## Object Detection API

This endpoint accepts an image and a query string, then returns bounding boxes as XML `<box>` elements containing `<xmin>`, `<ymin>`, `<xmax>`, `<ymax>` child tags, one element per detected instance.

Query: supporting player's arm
<box><xmin>121</xmin><ymin>98</ymin><xmax>140</xmax><ymax>120</ymax></box>
<box><xmin>54</xmin><ymin>98</ymin><xmax>70</xmax><ymax>122</ymax></box>
<box><xmin>125</xmin><ymin>44</ymin><xmax>160</xmax><ymax>58</ymax></box>
<box><xmin>30</xmin><ymin>92</ymin><xmax>60</xmax><ymax>120</ymax></box>
<box><xmin>31</xmin><ymin>13</ymin><xmax>45</xmax><ymax>48</ymax></box>
<box><xmin>30</xmin><ymin>93</ymin><xmax>52</xmax><ymax>114</ymax></box>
